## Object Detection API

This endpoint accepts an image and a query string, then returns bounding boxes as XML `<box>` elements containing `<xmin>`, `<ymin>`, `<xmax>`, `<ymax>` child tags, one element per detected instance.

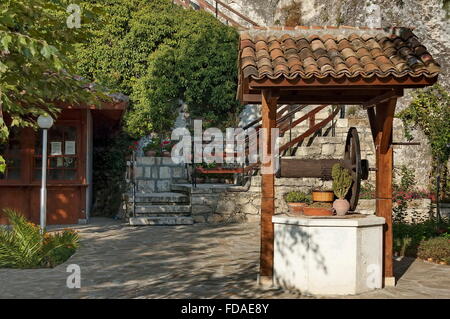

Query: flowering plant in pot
<box><xmin>142</xmin><ymin>139</ymin><xmax>159</xmax><ymax>157</ymax></box>
<box><xmin>331</xmin><ymin>163</ymin><xmax>353</xmax><ymax>216</ymax></box>
<box><xmin>161</xmin><ymin>139</ymin><xmax>173</xmax><ymax>157</ymax></box>
<box><xmin>285</xmin><ymin>191</ymin><xmax>312</xmax><ymax>215</ymax></box>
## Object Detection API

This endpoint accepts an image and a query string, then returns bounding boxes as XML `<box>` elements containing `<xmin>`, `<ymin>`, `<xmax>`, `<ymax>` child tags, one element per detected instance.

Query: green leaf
<box><xmin>0</xmin><ymin>34</ymin><xmax>12</xmax><ymax>51</ymax></box>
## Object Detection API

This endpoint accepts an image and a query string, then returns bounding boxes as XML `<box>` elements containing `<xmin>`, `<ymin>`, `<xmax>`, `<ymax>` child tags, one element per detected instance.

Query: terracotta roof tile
<box><xmin>239</xmin><ymin>27</ymin><xmax>440</xmax><ymax>80</ymax></box>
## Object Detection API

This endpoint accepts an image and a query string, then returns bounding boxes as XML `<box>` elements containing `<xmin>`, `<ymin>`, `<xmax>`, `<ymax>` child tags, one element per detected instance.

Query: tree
<box><xmin>0</xmin><ymin>0</ymin><xmax>99</xmax><ymax>171</ymax></box>
<box><xmin>76</xmin><ymin>0</ymin><xmax>241</xmax><ymax>137</ymax></box>
<box><xmin>397</xmin><ymin>84</ymin><xmax>450</xmax><ymax>199</ymax></box>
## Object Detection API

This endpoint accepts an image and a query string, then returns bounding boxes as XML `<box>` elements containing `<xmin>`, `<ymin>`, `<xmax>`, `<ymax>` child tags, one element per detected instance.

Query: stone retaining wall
<box><xmin>134</xmin><ymin>157</ymin><xmax>188</xmax><ymax>193</ymax></box>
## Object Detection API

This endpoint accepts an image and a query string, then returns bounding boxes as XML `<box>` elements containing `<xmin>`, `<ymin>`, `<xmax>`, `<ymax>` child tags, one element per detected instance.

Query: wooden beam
<box><xmin>367</xmin><ymin>108</ymin><xmax>378</xmax><ymax>143</ymax></box>
<box><xmin>362</xmin><ymin>89</ymin><xmax>403</xmax><ymax>109</ymax></box>
<box><xmin>377</xmin><ymin>98</ymin><xmax>397</xmax><ymax>154</ymax></box>
<box><xmin>242</xmin><ymin>93</ymin><xmax>381</xmax><ymax>105</ymax></box>
<box><xmin>260</xmin><ymin>88</ymin><xmax>278</xmax><ymax>280</ymax></box>
<box><xmin>247</xmin><ymin>75</ymin><xmax>437</xmax><ymax>89</ymax></box>
<box><xmin>374</xmin><ymin>98</ymin><xmax>397</xmax><ymax>286</ymax></box>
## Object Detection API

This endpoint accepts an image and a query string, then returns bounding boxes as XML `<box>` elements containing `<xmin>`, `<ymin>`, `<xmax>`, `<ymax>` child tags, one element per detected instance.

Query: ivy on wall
<box><xmin>91</xmin><ymin>132</ymin><xmax>132</xmax><ymax>217</ymax></box>
<box><xmin>397</xmin><ymin>84</ymin><xmax>450</xmax><ymax>199</ymax></box>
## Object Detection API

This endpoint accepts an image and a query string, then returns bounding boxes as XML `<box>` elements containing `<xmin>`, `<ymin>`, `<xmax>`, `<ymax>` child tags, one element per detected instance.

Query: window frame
<box><xmin>31</xmin><ymin>120</ymin><xmax>83</xmax><ymax>185</ymax></box>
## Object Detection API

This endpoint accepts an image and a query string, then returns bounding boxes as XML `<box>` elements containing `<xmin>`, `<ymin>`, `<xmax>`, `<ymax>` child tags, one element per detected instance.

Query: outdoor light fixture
<box><xmin>37</xmin><ymin>115</ymin><xmax>54</xmax><ymax>129</ymax></box>
<box><xmin>37</xmin><ymin>115</ymin><xmax>54</xmax><ymax>232</ymax></box>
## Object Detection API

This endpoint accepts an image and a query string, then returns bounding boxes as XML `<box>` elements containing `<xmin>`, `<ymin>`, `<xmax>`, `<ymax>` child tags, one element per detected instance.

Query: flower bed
<box><xmin>0</xmin><ymin>210</ymin><xmax>79</xmax><ymax>269</ymax></box>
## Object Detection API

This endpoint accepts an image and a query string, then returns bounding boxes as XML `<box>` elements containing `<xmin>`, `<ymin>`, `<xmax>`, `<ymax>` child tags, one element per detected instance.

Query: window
<box><xmin>0</xmin><ymin>128</ymin><xmax>22</xmax><ymax>180</ymax></box>
<box><xmin>33</xmin><ymin>125</ymin><xmax>78</xmax><ymax>181</ymax></box>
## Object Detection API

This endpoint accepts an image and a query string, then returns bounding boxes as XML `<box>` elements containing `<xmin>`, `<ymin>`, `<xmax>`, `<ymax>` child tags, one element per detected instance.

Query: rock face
<box><xmin>221</xmin><ymin>0</ymin><xmax>449</xmax><ymax>188</ymax></box>
<box><xmin>223</xmin><ymin>0</ymin><xmax>449</xmax><ymax>83</ymax></box>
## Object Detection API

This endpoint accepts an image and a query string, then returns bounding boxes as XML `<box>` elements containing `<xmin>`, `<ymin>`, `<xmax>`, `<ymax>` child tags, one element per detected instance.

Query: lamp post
<box><xmin>37</xmin><ymin>115</ymin><xmax>54</xmax><ymax>233</ymax></box>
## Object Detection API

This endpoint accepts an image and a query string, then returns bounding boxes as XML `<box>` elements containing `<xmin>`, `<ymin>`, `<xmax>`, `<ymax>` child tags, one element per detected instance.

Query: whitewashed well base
<box><xmin>273</xmin><ymin>214</ymin><xmax>385</xmax><ymax>296</ymax></box>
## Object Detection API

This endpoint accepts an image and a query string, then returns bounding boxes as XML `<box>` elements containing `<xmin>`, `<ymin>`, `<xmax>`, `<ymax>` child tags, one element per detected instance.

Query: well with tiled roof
<box><xmin>240</xmin><ymin>26</ymin><xmax>441</xmax><ymax>285</ymax></box>
<box><xmin>238</xmin><ymin>26</ymin><xmax>440</xmax><ymax>104</ymax></box>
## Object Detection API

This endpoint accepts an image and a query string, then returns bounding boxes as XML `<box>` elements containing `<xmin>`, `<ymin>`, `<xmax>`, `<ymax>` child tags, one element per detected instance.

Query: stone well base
<box><xmin>273</xmin><ymin>214</ymin><xmax>385</xmax><ymax>296</ymax></box>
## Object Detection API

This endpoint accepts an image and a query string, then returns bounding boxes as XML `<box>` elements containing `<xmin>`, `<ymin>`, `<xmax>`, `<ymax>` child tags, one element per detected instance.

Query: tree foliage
<box><xmin>0</xmin><ymin>0</ymin><xmax>99</xmax><ymax>171</ymax></box>
<box><xmin>76</xmin><ymin>0</ymin><xmax>241</xmax><ymax>137</ymax></box>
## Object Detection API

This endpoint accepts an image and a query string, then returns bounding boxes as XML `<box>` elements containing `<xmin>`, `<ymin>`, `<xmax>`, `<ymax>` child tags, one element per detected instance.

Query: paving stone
<box><xmin>0</xmin><ymin>218</ymin><xmax>448</xmax><ymax>299</ymax></box>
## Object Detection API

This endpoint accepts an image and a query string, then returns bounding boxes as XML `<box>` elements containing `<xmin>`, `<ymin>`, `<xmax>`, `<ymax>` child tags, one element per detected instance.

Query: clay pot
<box><xmin>162</xmin><ymin>151</ymin><xmax>171</xmax><ymax>157</ymax></box>
<box><xmin>303</xmin><ymin>207</ymin><xmax>333</xmax><ymax>216</ymax></box>
<box><xmin>333</xmin><ymin>199</ymin><xmax>350</xmax><ymax>216</ymax></box>
<box><xmin>145</xmin><ymin>150</ymin><xmax>156</xmax><ymax>157</ymax></box>
<box><xmin>312</xmin><ymin>190</ymin><xmax>334</xmax><ymax>202</ymax></box>
<box><xmin>287</xmin><ymin>202</ymin><xmax>307</xmax><ymax>215</ymax></box>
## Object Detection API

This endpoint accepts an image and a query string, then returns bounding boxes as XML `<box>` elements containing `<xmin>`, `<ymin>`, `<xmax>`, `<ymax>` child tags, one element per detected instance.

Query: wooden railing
<box><xmin>279</xmin><ymin>106</ymin><xmax>343</xmax><ymax>152</ymax></box>
<box><xmin>172</xmin><ymin>0</ymin><xmax>260</xmax><ymax>29</ymax></box>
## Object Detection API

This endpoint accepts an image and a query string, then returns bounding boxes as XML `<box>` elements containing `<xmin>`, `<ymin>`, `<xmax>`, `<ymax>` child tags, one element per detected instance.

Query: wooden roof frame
<box><xmin>239</xmin><ymin>75</ymin><xmax>437</xmax><ymax>105</ymax></box>
<box><xmin>241</xmin><ymin>73</ymin><xmax>439</xmax><ymax>288</ymax></box>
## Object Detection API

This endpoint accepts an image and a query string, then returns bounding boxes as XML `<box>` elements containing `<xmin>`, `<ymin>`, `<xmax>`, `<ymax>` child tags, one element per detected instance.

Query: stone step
<box><xmin>132</xmin><ymin>192</ymin><xmax>189</xmax><ymax>204</ymax></box>
<box><xmin>316</xmin><ymin>136</ymin><xmax>344</xmax><ymax>144</ymax></box>
<box><xmin>129</xmin><ymin>216</ymin><xmax>194</xmax><ymax>226</ymax></box>
<box><xmin>135</xmin><ymin>204</ymin><xmax>191</xmax><ymax>214</ymax></box>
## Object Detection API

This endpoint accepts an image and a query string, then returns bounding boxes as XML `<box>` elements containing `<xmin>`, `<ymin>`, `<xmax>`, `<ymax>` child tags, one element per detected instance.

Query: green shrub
<box><xmin>92</xmin><ymin>132</ymin><xmax>132</xmax><ymax>217</ymax></box>
<box><xmin>0</xmin><ymin>209</ymin><xmax>79</xmax><ymax>269</ymax></box>
<box><xmin>284</xmin><ymin>191</ymin><xmax>312</xmax><ymax>204</ymax></box>
<box><xmin>76</xmin><ymin>0</ymin><xmax>241</xmax><ymax>136</ymax></box>
<box><xmin>417</xmin><ymin>237</ymin><xmax>450</xmax><ymax>264</ymax></box>
<box><xmin>393</xmin><ymin>220</ymin><xmax>450</xmax><ymax>257</ymax></box>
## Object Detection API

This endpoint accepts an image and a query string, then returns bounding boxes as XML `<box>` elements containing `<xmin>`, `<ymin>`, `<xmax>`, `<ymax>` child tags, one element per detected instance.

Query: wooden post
<box><xmin>373</xmin><ymin>98</ymin><xmax>396</xmax><ymax>286</ymax></box>
<box><xmin>259</xmin><ymin>89</ymin><xmax>278</xmax><ymax>283</ymax></box>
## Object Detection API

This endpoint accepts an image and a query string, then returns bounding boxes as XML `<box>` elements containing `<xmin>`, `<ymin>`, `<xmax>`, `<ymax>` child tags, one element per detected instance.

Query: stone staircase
<box><xmin>127</xmin><ymin>157</ymin><xmax>194</xmax><ymax>226</ymax></box>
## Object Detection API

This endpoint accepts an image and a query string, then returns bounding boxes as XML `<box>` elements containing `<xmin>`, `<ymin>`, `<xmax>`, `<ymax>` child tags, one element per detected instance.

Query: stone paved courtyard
<box><xmin>0</xmin><ymin>218</ymin><xmax>449</xmax><ymax>299</ymax></box>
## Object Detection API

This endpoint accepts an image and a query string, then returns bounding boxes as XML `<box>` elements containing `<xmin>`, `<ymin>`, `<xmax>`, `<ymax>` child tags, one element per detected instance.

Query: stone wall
<box><xmin>358</xmin><ymin>199</ymin><xmax>435</xmax><ymax>223</ymax></box>
<box><xmin>134</xmin><ymin>157</ymin><xmax>188</xmax><ymax>193</ymax></box>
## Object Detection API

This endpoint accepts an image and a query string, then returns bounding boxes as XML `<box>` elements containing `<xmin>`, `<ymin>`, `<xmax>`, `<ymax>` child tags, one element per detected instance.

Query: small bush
<box><xmin>417</xmin><ymin>237</ymin><xmax>450</xmax><ymax>264</ymax></box>
<box><xmin>284</xmin><ymin>191</ymin><xmax>312</xmax><ymax>204</ymax></box>
<box><xmin>393</xmin><ymin>220</ymin><xmax>450</xmax><ymax>257</ymax></box>
<box><xmin>0</xmin><ymin>209</ymin><xmax>79</xmax><ymax>269</ymax></box>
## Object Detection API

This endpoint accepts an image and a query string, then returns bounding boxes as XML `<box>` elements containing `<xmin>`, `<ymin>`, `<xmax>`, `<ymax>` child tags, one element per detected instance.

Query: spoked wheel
<box><xmin>344</xmin><ymin>127</ymin><xmax>362</xmax><ymax>211</ymax></box>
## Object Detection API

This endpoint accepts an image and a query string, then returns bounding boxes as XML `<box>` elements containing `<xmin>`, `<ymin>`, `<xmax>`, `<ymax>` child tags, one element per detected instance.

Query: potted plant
<box><xmin>303</xmin><ymin>202</ymin><xmax>334</xmax><ymax>216</ymax></box>
<box><xmin>142</xmin><ymin>139</ymin><xmax>158</xmax><ymax>157</ymax></box>
<box><xmin>331</xmin><ymin>163</ymin><xmax>353</xmax><ymax>216</ymax></box>
<box><xmin>285</xmin><ymin>191</ymin><xmax>312</xmax><ymax>215</ymax></box>
<box><xmin>127</xmin><ymin>141</ymin><xmax>139</xmax><ymax>160</ymax></box>
<box><xmin>311</xmin><ymin>186</ymin><xmax>334</xmax><ymax>202</ymax></box>
<box><xmin>161</xmin><ymin>139</ymin><xmax>173</xmax><ymax>157</ymax></box>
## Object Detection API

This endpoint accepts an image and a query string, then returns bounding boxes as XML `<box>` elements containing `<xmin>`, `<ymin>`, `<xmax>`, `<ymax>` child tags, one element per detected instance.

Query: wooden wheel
<box><xmin>344</xmin><ymin>127</ymin><xmax>361</xmax><ymax>211</ymax></box>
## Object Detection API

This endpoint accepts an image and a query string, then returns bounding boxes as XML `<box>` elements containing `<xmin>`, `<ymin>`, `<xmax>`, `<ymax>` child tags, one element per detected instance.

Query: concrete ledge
<box><xmin>272</xmin><ymin>214</ymin><xmax>385</xmax><ymax>227</ymax></box>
